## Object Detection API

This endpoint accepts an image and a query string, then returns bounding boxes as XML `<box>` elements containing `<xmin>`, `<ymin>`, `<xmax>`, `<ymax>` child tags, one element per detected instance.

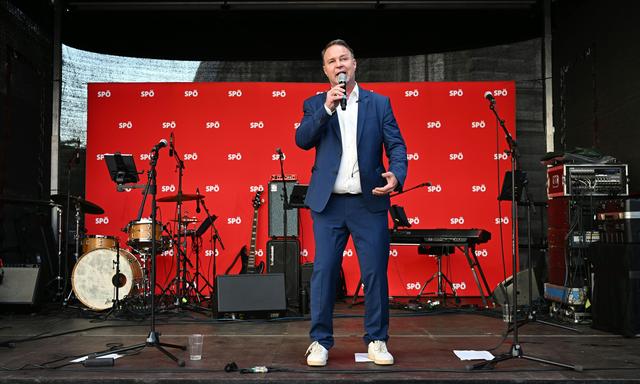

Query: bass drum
<box><xmin>72</xmin><ymin>248</ymin><xmax>143</xmax><ymax>311</ymax></box>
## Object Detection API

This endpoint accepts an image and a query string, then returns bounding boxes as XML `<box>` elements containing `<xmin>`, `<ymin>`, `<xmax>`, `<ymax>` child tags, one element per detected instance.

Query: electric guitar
<box><xmin>239</xmin><ymin>191</ymin><xmax>264</xmax><ymax>274</ymax></box>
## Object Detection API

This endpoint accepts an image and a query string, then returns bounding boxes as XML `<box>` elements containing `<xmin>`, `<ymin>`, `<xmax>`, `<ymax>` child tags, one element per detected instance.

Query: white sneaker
<box><xmin>305</xmin><ymin>341</ymin><xmax>328</xmax><ymax>366</ymax></box>
<box><xmin>368</xmin><ymin>340</ymin><xmax>394</xmax><ymax>365</ymax></box>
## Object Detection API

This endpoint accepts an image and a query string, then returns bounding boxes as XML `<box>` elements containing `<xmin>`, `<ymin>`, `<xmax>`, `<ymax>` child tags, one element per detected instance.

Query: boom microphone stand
<box><xmin>95</xmin><ymin>140</ymin><xmax>186</xmax><ymax>366</ymax></box>
<box><xmin>470</xmin><ymin>94</ymin><xmax>578</xmax><ymax>371</ymax></box>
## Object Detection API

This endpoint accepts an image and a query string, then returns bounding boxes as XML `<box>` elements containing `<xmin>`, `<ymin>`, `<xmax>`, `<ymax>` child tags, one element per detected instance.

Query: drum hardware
<box><xmin>51</xmin><ymin>193</ymin><xmax>105</xmax><ymax>307</ymax></box>
<box><xmin>98</xmin><ymin>141</ymin><xmax>185</xmax><ymax>365</ymax></box>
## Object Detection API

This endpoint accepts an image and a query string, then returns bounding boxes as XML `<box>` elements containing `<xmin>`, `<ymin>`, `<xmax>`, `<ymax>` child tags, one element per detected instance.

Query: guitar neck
<box><xmin>246</xmin><ymin>207</ymin><xmax>259</xmax><ymax>272</ymax></box>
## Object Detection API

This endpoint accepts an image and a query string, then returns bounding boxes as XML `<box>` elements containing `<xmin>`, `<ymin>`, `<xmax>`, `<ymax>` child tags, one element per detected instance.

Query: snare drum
<box><xmin>82</xmin><ymin>235</ymin><xmax>117</xmax><ymax>254</ymax></box>
<box><xmin>71</xmin><ymin>248</ymin><xmax>143</xmax><ymax>311</ymax></box>
<box><xmin>127</xmin><ymin>218</ymin><xmax>163</xmax><ymax>251</ymax></box>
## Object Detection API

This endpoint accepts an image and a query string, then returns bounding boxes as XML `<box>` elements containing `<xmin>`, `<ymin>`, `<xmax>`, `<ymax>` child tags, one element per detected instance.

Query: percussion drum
<box><xmin>82</xmin><ymin>235</ymin><xmax>117</xmax><ymax>254</ymax></box>
<box><xmin>71</xmin><ymin>248</ymin><xmax>143</xmax><ymax>310</ymax></box>
<box><xmin>127</xmin><ymin>219</ymin><xmax>163</xmax><ymax>251</ymax></box>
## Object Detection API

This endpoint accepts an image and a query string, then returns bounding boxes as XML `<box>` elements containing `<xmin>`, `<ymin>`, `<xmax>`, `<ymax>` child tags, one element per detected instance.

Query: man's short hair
<box><xmin>321</xmin><ymin>39</ymin><xmax>355</xmax><ymax>62</ymax></box>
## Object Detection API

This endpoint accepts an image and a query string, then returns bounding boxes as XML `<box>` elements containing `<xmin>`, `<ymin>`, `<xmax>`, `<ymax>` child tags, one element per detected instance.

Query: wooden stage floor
<box><xmin>1</xmin><ymin>299</ymin><xmax>639</xmax><ymax>383</ymax></box>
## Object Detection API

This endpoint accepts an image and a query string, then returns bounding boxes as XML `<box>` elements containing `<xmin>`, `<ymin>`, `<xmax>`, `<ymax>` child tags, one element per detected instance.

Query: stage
<box><xmin>1</xmin><ymin>300</ymin><xmax>639</xmax><ymax>384</ymax></box>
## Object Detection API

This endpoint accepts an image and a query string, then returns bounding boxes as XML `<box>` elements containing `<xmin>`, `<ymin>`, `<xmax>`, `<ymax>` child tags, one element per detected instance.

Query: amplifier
<box><xmin>596</xmin><ymin>198</ymin><xmax>640</xmax><ymax>243</ymax></box>
<box><xmin>547</xmin><ymin>164</ymin><xmax>628</xmax><ymax>198</ymax></box>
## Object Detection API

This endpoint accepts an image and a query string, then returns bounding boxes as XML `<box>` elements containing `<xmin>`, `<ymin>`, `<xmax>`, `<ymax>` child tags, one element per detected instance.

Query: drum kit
<box><xmin>53</xmin><ymin>191</ymin><xmax>216</xmax><ymax>313</ymax></box>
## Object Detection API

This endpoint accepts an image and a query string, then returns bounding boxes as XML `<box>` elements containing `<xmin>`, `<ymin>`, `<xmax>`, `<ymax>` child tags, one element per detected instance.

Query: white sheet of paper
<box><xmin>71</xmin><ymin>353</ymin><xmax>123</xmax><ymax>363</ymax></box>
<box><xmin>453</xmin><ymin>350</ymin><xmax>495</xmax><ymax>361</ymax></box>
<box><xmin>355</xmin><ymin>352</ymin><xmax>373</xmax><ymax>362</ymax></box>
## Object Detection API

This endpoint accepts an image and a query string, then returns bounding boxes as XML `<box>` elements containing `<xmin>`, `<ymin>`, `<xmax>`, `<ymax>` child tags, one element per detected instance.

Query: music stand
<box><xmin>104</xmin><ymin>153</ymin><xmax>141</xmax><ymax>191</ymax></box>
<box><xmin>389</xmin><ymin>204</ymin><xmax>411</xmax><ymax>230</ymax></box>
<box><xmin>196</xmin><ymin>214</ymin><xmax>216</xmax><ymax>237</ymax></box>
<box><xmin>288</xmin><ymin>184</ymin><xmax>309</xmax><ymax>209</ymax></box>
<box><xmin>498</xmin><ymin>171</ymin><xmax>526</xmax><ymax>202</ymax></box>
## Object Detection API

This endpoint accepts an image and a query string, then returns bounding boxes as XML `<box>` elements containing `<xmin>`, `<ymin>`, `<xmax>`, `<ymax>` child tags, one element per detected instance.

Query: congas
<box><xmin>127</xmin><ymin>219</ymin><xmax>163</xmax><ymax>251</ymax></box>
<box><xmin>71</xmin><ymin>248</ymin><xmax>143</xmax><ymax>310</ymax></box>
<box><xmin>82</xmin><ymin>235</ymin><xmax>117</xmax><ymax>254</ymax></box>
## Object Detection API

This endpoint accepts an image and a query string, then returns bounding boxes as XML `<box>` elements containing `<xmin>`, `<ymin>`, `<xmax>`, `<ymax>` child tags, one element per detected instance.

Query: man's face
<box><xmin>322</xmin><ymin>44</ymin><xmax>357</xmax><ymax>86</ymax></box>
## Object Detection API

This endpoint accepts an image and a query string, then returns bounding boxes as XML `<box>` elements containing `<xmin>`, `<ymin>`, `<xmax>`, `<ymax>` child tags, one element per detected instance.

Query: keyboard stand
<box><xmin>457</xmin><ymin>242</ymin><xmax>494</xmax><ymax>307</ymax></box>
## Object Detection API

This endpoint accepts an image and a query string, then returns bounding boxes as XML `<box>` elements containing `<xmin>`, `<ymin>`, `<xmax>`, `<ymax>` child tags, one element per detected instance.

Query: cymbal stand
<box><xmin>469</xmin><ymin>95</ymin><xmax>577</xmax><ymax>371</ymax></box>
<box><xmin>191</xmin><ymin>199</ymin><xmax>218</xmax><ymax>299</ymax></box>
<box><xmin>62</xmin><ymin>200</ymin><xmax>83</xmax><ymax>307</ymax></box>
<box><xmin>93</xmin><ymin>141</ymin><xmax>186</xmax><ymax>366</ymax></box>
<box><xmin>160</xmin><ymin>136</ymin><xmax>190</xmax><ymax>307</ymax></box>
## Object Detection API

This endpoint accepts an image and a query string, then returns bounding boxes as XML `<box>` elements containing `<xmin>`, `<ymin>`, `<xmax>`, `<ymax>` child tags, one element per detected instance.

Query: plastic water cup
<box><xmin>188</xmin><ymin>334</ymin><xmax>204</xmax><ymax>360</ymax></box>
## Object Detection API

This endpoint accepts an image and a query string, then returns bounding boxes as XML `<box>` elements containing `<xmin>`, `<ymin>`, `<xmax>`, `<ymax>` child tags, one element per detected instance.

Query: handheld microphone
<box><xmin>196</xmin><ymin>188</ymin><xmax>201</xmax><ymax>214</ymax></box>
<box><xmin>152</xmin><ymin>139</ymin><xmax>168</xmax><ymax>152</ymax></box>
<box><xmin>169</xmin><ymin>132</ymin><xmax>174</xmax><ymax>157</ymax></box>
<box><xmin>337</xmin><ymin>73</ymin><xmax>347</xmax><ymax>111</ymax></box>
<box><xmin>484</xmin><ymin>91</ymin><xmax>496</xmax><ymax>104</ymax></box>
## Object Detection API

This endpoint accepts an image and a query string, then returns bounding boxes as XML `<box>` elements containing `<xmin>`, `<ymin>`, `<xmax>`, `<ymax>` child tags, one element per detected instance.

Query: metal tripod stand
<box><xmin>469</xmin><ymin>94</ymin><xmax>579</xmax><ymax>371</ymax></box>
<box><xmin>94</xmin><ymin>140</ymin><xmax>185</xmax><ymax>366</ymax></box>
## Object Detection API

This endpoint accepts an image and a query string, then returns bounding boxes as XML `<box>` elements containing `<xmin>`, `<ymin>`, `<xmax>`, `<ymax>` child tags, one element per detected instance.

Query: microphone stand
<box><xmin>277</xmin><ymin>150</ymin><xmax>297</xmax><ymax>314</ymax></box>
<box><xmin>469</xmin><ymin>97</ymin><xmax>578</xmax><ymax>371</ymax></box>
<box><xmin>91</xmin><ymin>143</ymin><xmax>186</xmax><ymax>366</ymax></box>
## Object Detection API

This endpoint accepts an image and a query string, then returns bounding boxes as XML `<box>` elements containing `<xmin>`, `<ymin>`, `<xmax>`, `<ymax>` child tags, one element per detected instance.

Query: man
<box><xmin>295</xmin><ymin>39</ymin><xmax>408</xmax><ymax>367</ymax></box>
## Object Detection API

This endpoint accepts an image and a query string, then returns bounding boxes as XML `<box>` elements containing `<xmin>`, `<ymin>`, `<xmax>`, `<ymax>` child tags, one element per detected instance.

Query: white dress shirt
<box><xmin>325</xmin><ymin>84</ymin><xmax>361</xmax><ymax>194</ymax></box>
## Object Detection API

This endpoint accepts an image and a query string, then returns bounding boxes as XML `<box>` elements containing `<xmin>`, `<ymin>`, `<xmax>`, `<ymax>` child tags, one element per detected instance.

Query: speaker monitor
<box><xmin>216</xmin><ymin>274</ymin><xmax>286</xmax><ymax>315</ymax></box>
<box><xmin>493</xmin><ymin>268</ymin><xmax>540</xmax><ymax>306</ymax></box>
<box><xmin>268</xmin><ymin>181</ymin><xmax>299</xmax><ymax>237</ymax></box>
<box><xmin>0</xmin><ymin>265</ymin><xmax>40</xmax><ymax>304</ymax></box>
<box><xmin>267</xmin><ymin>239</ymin><xmax>300</xmax><ymax>311</ymax></box>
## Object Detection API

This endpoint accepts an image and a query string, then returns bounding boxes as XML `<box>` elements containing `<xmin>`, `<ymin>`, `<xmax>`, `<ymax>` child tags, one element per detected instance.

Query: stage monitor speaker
<box><xmin>216</xmin><ymin>274</ymin><xmax>286</xmax><ymax>316</ymax></box>
<box><xmin>0</xmin><ymin>265</ymin><xmax>40</xmax><ymax>305</ymax></box>
<box><xmin>268</xmin><ymin>180</ymin><xmax>299</xmax><ymax>237</ymax></box>
<box><xmin>267</xmin><ymin>239</ymin><xmax>300</xmax><ymax>311</ymax></box>
<box><xmin>493</xmin><ymin>268</ymin><xmax>540</xmax><ymax>306</ymax></box>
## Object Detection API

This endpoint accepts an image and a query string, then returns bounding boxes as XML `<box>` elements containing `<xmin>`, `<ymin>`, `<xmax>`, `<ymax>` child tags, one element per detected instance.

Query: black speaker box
<box><xmin>0</xmin><ymin>265</ymin><xmax>40</xmax><ymax>305</ymax></box>
<box><xmin>267</xmin><ymin>239</ymin><xmax>300</xmax><ymax>312</ymax></box>
<box><xmin>215</xmin><ymin>274</ymin><xmax>286</xmax><ymax>317</ymax></box>
<box><xmin>493</xmin><ymin>268</ymin><xmax>540</xmax><ymax>306</ymax></box>
<box><xmin>590</xmin><ymin>243</ymin><xmax>640</xmax><ymax>337</ymax></box>
<box><xmin>268</xmin><ymin>181</ymin><xmax>299</xmax><ymax>237</ymax></box>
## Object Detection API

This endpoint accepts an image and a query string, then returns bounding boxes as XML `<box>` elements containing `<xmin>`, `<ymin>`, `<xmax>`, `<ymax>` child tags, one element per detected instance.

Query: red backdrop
<box><xmin>85</xmin><ymin>81</ymin><xmax>516</xmax><ymax>297</ymax></box>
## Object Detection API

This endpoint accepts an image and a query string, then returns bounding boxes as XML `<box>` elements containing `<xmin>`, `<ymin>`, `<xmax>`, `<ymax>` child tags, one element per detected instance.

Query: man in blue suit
<box><xmin>296</xmin><ymin>39</ymin><xmax>408</xmax><ymax>366</ymax></box>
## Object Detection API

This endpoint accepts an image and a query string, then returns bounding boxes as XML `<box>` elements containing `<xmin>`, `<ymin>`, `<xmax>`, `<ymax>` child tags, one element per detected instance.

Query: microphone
<box><xmin>420</xmin><ymin>182</ymin><xmax>432</xmax><ymax>188</ymax></box>
<box><xmin>484</xmin><ymin>91</ymin><xmax>496</xmax><ymax>104</ymax></box>
<box><xmin>152</xmin><ymin>139</ymin><xmax>168</xmax><ymax>152</ymax></box>
<box><xmin>169</xmin><ymin>132</ymin><xmax>174</xmax><ymax>157</ymax></box>
<box><xmin>337</xmin><ymin>72</ymin><xmax>347</xmax><ymax>111</ymax></box>
<box><xmin>275</xmin><ymin>147</ymin><xmax>283</xmax><ymax>156</ymax></box>
<box><xmin>196</xmin><ymin>188</ymin><xmax>201</xmax><ymax>214</ymax></box>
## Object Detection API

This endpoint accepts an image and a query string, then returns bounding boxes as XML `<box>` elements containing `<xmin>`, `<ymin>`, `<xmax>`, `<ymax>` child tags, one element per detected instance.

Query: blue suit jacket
<box><xmin>295</xmin><ymin>87</ymin><xmax>408</xmax><ymax>213</ymax></box>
